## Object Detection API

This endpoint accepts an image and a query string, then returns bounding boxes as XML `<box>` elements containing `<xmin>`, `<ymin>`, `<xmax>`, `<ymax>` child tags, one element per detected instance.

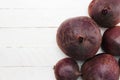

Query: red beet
<box><xmin>89</xmin><ymin>0</ymin><xmax>120</xmax><ymax>28</ymax></box>
<box><xmin>118</xmin><ymin>58</ymin><xmax>120</xmax><ymax>67</ymax></box>
<box><xmin>57</xmin><ymin>16</ymin><xmax>102</xmax><ymax>60</ymax></box>
<box><xmin>102</xmin><ymin>26</ymin><xmax>120</xmax><ymax>56</ymax></box>
<box><xmin>54</xmin><ymin>58</ymin><xmax>80</xmax><ymax>80</ymax></box>
<box><xmin>81</xmin><ymin>53</ymin><xmax>120</xmax><ymax>80</ymax></box>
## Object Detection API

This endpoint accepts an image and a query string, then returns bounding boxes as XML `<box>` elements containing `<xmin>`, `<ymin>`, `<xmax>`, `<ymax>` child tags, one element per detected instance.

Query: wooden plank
<box><xmin>0</xmin><ymin>28</ymin><xmax>57</xmax><ymax>47</ymax></box>
<box><xmin>0</xmin><ymin>0</ymin><xmax>92</xmax><ymax>28</ymax></box>
<box><xmin>0</xmin><ymin>67</ymin><xmax>83</xmax><ymax>80</ymax></box>
<box><xmin>1</xmin><ymin>8</ymin><xmax>118</xmax><ymax>28</ymax></box>
<box><xmin>0</xmin><ymin>0</ymin><xmax>91</xmax><ymax>8</ymax></box>
<box><xmin>0</xmin><ymin>0</ymin><xmax>119</xmax><ymax>28</ymax></box>
<box><xmin>0</xmin><ymin>8</ymin><xmax>89</xmax><ymax>27</ymax></box>
<box><xmin>0</xmin><ymin>67</ymin><xmax>56</xmax><ymax>80</ymax></box>
<box><xmin>0</xmin><ymin>47</ymin><xmax>67</xmax><ymax>66</ymax></box>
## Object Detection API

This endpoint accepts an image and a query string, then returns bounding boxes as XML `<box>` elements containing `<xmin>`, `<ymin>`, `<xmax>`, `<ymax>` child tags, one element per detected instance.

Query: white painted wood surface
<box><xmin>0</xmin><ymin>0</ymin><xmax>91</xmax><ymax>27</ymax></box>
<box><xmin>0</xmin><ymin>0</ymin><xmax>119</xmax><ymax>80</ymax></box>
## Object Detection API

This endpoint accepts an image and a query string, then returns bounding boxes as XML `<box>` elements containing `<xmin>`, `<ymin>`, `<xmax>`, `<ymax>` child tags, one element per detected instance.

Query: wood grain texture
<box><xmin>0</xmin><ymin>0</ymin><xmax>91</xmax><ymax>28</ymax></box>
<box><xmin>0</xmin><ymin>8</ymin><xmax>88</xmax><ymax>27</ymax></box>
<box><xmin>0</xmin><ymin>67</ymin><xmax>55</xmax><ymax>80</ymax></box>
<box><xmin>0</xmin><ymin>0</ymin><xmax>91</xmax><ymax>8</ymax></box>
<box><xmin>0</xmin><ymin>67</ymin><xmax>83</xmax><ymax>80</ymax></box>
<box><xmin>0</xmin><ymin>28</ymin><xmax>57</xmax><ymax>47</ymax></box>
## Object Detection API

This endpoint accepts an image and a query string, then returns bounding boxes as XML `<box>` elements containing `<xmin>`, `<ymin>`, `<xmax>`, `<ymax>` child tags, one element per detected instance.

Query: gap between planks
<box><xmin>0</xmin><ymin>26</ymin><xmax>57</xmax><ymax>28</ymax></box>
<box><xmin>0</xmin><ymin>66</ymin><xmax>53</xmax><ymax>68</ymax></box>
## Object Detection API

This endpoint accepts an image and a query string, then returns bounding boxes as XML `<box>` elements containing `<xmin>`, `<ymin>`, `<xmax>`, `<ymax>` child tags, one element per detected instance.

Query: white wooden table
<box><xmin>0</xmin><ymin>0</ymin><xmax>119</xmax><ymax>80</ymax></box>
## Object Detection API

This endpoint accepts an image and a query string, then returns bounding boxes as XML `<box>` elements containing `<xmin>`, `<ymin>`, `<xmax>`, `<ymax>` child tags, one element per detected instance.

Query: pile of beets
<box><xmin>54</xmin><ymin>0</ymin><xmax>120</xmax><ymax>80</ymax></box>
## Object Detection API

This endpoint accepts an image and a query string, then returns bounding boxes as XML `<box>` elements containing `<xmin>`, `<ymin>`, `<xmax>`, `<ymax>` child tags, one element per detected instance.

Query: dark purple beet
<box><xmin>119</xmin><ymin>58</ymin><xmax>120</xmax><ymax>66</ymax></box>
<box><xmin>81</xmin><ymin>53</ymin><xmax>120</xmax><ymax>80</ymax></box>
<box><xmin>89</xmin><ymin>0</ymin><xmax>120</xmax><ymax>28</ymax></box>
<box><xmin>57</xmin><ymin>16</ymin><xmax>102</xmax><ymax>60</ymax></box>
<box><xmin>102</xmin><ymin>26</ymin><xmax>120</xmax><ymax>56</ymax></box>
<box><xmin>54</xmin><ymin>58</ymin><xmax>80</xmax><ymax>80</ymax></box>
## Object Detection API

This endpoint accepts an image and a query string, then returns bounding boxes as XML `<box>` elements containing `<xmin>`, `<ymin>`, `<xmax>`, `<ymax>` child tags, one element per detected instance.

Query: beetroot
<box><xmin>102</xmin><ymin>26</ymin><xmax>120</xmax><ymax>56</ymax></box>
<box><xmin>81</xmin><ymin>53</ymin><xmax>120</xmax><ymax>80</ymax></box>
<box><xmin>89</xmin><ymin>0</ymin><xmax>120</xmax><ymax>28</ymax></box>
<box><xmin>54</xmin><ymin>58</ymin><xmax>80</xmax><ymax>80</ymax></box>
<box><xmin>57</xmin><ymin>16</ymin><xmax>102</xmax><ymax>60</ymax></box>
